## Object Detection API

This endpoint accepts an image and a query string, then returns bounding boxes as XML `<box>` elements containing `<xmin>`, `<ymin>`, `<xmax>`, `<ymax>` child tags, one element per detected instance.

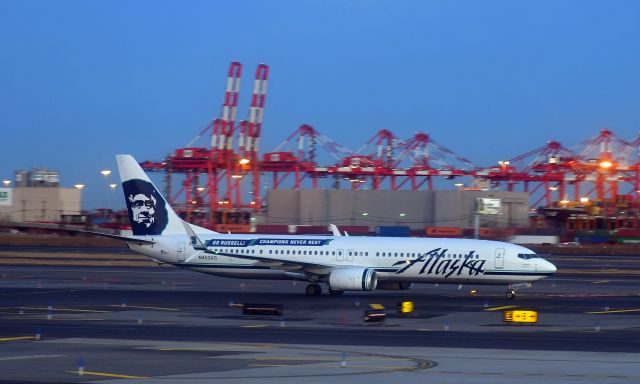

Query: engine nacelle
<box><xmin>376</xmin><ymin>281</ymin><xmax>413</xmax><ymax>290</ymax></box>
<box><xmin>329</xmin><ymin>268</ymin><xmax>377</xmax><ymax>291</ymax></box>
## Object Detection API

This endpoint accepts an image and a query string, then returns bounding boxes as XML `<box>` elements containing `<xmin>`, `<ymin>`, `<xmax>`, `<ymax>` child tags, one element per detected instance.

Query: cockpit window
<box><xmin>518</xmin><ymin>253</ymin><xmax>541</xmax><ymax>260</ymax></box>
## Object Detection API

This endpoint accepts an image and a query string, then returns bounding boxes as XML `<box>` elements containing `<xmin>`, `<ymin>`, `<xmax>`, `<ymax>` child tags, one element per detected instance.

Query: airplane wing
<box><xmin>181</xmin><ymin>221</ymin><xmax>334</xmax><ymax>271</ymax></box>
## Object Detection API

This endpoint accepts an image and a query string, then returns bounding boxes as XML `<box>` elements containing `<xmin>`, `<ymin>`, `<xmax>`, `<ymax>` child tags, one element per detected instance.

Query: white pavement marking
<box><xmin>0</xmin><ymin>354</ymin><xmax>65</xmax><ymax>361</ymax></box>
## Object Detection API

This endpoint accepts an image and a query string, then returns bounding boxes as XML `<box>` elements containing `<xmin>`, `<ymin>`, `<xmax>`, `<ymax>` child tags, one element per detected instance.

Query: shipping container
<box><xmin>335</xmin><ymin>225</ymin><xmax>370</xmax><ymax>235</ymax></box>
<box><xmin>616</xmin><ymin>228</ymin><xmax>640</xmax><ymax>237</ymax></box>
<box><xmin>295</xmin><ymin>225</ymin><xmax>330</xmax><ymax>235</ymax></box>
<box><xmin>214</xmin><ymin>224</ymin><xmax>251</xmax><ymax>233</ymax></box>
<box><xmin>479</xmin><ymin>228</ymin><xmax>516</xmax><ymax>239</ymax></box>
<box><xmin>576</xmin><ymin>236</ymin><xmax>611</xmax><ymax>244</ymax></box>
<box><xmin>616</xmin><ymin>237</ymin><xmax>640</xmax><ymax>244</ymax></box>
<box><xmin>508</xmin><ymin>235</ymin><xmax>559</xmax><ymax>244</ymax></box>
<box><xmin>376</xmin><ymin>226</ymin><xmax>411</xmax><ymax>237</ymax></box>
<box><xmin>426</xmin><ymin>227</ymin><xmax>463</xmax><ymax>237</ymax></box>
<box><xmin>255</xmin><ymin>224</ymin><xmax>289</xmax><ymax>234</ymax></box>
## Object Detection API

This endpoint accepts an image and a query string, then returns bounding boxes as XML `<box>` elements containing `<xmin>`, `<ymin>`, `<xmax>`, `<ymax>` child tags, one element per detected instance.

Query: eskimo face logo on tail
<box><xmin>122</xmin><ymin>179</ymin><xmax>168</xmax><ymax>236</ymax></box>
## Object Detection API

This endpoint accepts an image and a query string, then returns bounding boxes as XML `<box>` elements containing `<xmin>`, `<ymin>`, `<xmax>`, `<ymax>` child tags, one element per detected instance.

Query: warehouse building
<box><xmin>263</xmin><ymin>189</ymin><xmax>529</xmax><ymax>230</ymax></box>
<box><xmin>0</xmin><ymin>187</ymin><xmax>82</xmax><ymax>223</ymax></box>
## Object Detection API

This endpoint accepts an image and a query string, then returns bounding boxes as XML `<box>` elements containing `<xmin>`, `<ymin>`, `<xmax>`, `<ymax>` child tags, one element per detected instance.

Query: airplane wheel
<box><xmin>306</xmin><ymin>283</ymin><xmax>322</xmax><ymax>296</ymax></box>
<box><xmin>506</xmin><ymin>289</ymin><xmax>516</xmax><ymax>299</ymax></box>
<box><xmin>329</xmin><ymin>288</ymin><xmax>344</xmax><ymax>296</ymax></box>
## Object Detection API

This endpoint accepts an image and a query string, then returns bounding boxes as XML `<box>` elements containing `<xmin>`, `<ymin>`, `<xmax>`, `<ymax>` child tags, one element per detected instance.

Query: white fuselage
<box><xmin>128</xmin><ymin>233</ymin><xmax>556</xmax><ymax>286</ymax></box>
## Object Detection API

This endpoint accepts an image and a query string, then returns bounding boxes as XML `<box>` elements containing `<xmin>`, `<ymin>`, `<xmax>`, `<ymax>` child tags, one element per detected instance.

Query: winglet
<box><xmin>182</xmin><ymin>221</ymin><xmax>207</xmax><ymax>251</ymax></box>
<box><xmin>329</xmin><ymin>224</ymin><xmax>342</xmax><ymax>237</ymax></box>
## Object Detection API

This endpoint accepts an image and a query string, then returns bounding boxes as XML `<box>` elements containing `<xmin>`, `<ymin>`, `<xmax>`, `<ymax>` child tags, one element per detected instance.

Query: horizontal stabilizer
<box><xmin>72</xmin><ymin>230</ymin><xmax>155</xmax><ymax>245</ymax></box>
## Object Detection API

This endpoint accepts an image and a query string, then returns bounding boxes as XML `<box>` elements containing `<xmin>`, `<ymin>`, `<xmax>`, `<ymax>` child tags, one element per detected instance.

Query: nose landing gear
<box><xmin>505</xmin><ymin>289</ymin><xmax>516</xmax><ymax>299</ymax></box>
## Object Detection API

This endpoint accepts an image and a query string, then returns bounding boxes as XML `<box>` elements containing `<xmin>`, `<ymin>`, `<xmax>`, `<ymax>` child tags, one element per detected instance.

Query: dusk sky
<box><xmin>1</xmin><ymin>0</ymin><xmax>639</xmax><ymax>209</ymax></box>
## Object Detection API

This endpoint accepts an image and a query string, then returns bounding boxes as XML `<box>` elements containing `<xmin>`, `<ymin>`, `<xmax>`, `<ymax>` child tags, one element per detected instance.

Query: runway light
<box><xmin>2</xmin><ymin>179</ymin><xmax>10</xmax><ymax>186</ymax></box>
<box><xmin>231</xmin><ymin>174</ymin><xmax>243</xmax><ymax>179</ymax></box>
<box><xmin>74</xmin><ymin>184</ymin><xmax>85</xmax><ymax>190</ymax></box>
<box><xmin>100</xmin><ymin>169</ymin><xmax>112</xmax><ymax>177</ymax></box>
<box><xmin>580</xmin><ymin>197</ymin><xmax>589</xmax><ymax>203</ymax></box>
<box><xmin>399</xmin><ymin>213</ymin><xmax>406</xmax><ymax>217</ymax></box>
<box><xmin>362</xmin><ymin>212</ymin><xmax>368</xmax><ymax>216</ymax></box>
<box><xmin>196</xmin><ymin>186</ymin><xmax>205</xmax><ymax>192</ymax></box>
<box><xmin>238</xmin><ymin>158</ymin><xmax>250</xmax><ymax>165</ymax></box>
<box><xmin>109</xmin><ymin>183</ymin><xmax>117</xmax><ymax>190</ymax></box>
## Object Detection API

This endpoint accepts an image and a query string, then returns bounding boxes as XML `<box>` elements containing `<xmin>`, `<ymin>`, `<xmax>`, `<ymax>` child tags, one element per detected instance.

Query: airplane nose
<box><xmin>546</xmin><ymin>260</ymin><xmax>557</xmax><ymax>274</ymax></box>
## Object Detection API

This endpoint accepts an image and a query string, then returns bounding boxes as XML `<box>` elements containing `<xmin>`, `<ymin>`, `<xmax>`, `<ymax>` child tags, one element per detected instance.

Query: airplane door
<box><xmin>336</xmin><ymin>249</ymin><xmax>344</xmax><ymax>262</ymax></box>
<box><xmin>347</xmin><ymin>249</ymin><xmax>355</xmax><ymax>262</ymax></box>
<box><xmin>494</xmin><ymin>248</ymin><xmax>504</xmax><ymax>269</ymax></box>
<box><xmin>177</xmin><ymin>242</ymin><xmax>185</xmax><ymax>262</ymax></box>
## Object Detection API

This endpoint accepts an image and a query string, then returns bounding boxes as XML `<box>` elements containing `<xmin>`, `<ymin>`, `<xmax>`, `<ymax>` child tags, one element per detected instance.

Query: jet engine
<box><xmin>329</xmin><ymin>268</ymin><xmax>377</xmax><ymax>291</ymax></box>
<box><xmin>376</xmin><ymin>281</ymin><xmax>413</xmax><ymax>290</ymax></box>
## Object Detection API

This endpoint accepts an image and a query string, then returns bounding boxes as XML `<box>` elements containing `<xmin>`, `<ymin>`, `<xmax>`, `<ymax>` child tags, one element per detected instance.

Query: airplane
<box><xmin>110</xmin><ymin>154</ymin><xmax>557</xmax><ymax>298</ymax></box>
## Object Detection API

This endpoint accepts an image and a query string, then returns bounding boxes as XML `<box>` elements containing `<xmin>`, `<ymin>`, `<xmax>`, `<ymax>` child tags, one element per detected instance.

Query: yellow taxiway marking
<box><xmin>21</xmin><ymin>307</ymin><xmax>111</xmax><ymax>313</ymax></box>
<box><xmin>586</xmin><ymin>308</ymin><xmax>640</xmax><ymax>314</ymax></box>
<box><xmin>369</xmin><ymin>303</ymin><xmax>385</xmax><ymax>310</ymax></box>
<box><xmin>0</xmin><ymin>336</ymin><xmax>35</xmax><ymax>342</ymax></box>
<box><xmin>67</xmin><ymin>370</ymin><xmax>147</xmax><ymax>379</ymax></box>
<box><xmin>107</xmin><ymin>305</ymin><xmax>179</xmax><ymax>311</ymax></box>
<box><xmin>241</xmin><ymin>324</ymin><xmax>268</xmax><ymax>328</ymax></box>
<box><xmin>483</xmin><ymin>305</ymin><xmax>517</xmax><ymax>311</ymax></box>
<box><xmin>592</xmin><ymin>280</ymin><xmax>610</xmax><ymax>284</ymax></box>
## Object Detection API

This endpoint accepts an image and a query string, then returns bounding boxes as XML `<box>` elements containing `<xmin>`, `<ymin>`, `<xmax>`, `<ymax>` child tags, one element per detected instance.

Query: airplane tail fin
<box><xmin>116</xmin><ymin>154</ymin><xmax>185</xmax><ymax>236</ymax></box>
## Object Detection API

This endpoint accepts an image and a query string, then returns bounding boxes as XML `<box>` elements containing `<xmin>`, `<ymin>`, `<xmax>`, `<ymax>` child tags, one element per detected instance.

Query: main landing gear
<box><xmin>305</xmin><ymin>283</ymin><xmax>322</xmax><ymax>296</ymax></box>
<box><xmin>505</xmin><ymin>289</ymin><xmax>516</xmax><ymax>299</ymax></box>
<box><xmin>328</xmin><ymin>288</ymin><xmax>344</xmax><ymax>296</ymax></box>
